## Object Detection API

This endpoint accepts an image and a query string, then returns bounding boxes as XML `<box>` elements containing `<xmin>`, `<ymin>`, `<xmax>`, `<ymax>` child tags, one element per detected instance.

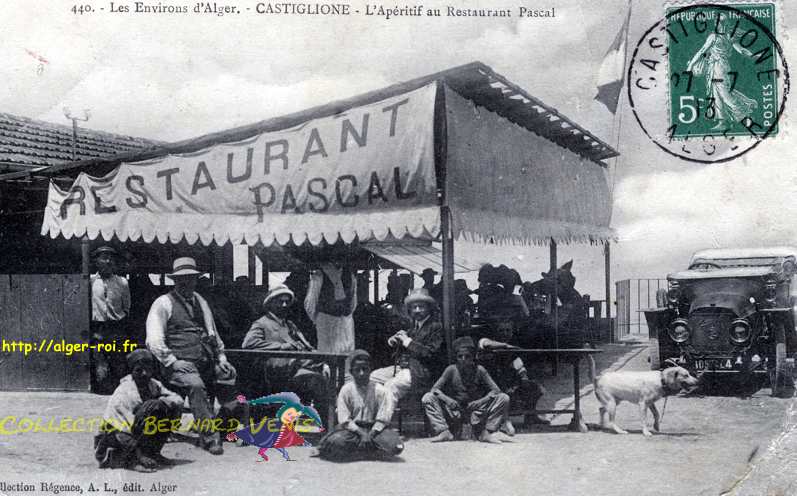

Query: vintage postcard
<box><xmin>1</xmin><ymin>0</ymin><xmax>797</xmax><ymax>494</ymax></box>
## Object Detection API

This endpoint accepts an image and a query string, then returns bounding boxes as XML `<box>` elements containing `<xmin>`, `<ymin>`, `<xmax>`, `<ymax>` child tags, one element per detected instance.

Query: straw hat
<box><xmin>404</xmin><ymin>288</ymin><xmax>436</xmax><ymax>306</ymax></box>
<box><xmin>263</xmin><ymin>284</ymin><xmax>295</xmax><ymax>306</ymax></box>
<box><xmin>168</xmin><ymin>257</ymin><xmax>202</xmax><ymax>277</ymax></box>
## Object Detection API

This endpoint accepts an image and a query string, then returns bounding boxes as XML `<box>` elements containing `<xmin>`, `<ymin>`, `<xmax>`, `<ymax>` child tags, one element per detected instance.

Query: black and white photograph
<box><xmin>1</xmin><ymin>0</ymin><xmax>796</xmax><ymax>494</ymax></box>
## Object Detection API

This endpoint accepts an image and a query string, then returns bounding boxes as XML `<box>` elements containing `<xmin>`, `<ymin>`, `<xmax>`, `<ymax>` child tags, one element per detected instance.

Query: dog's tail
<box><xmin>587</xmin><ymin>354</ymin><xmax>598</xmax><ymax>389</ymax></box>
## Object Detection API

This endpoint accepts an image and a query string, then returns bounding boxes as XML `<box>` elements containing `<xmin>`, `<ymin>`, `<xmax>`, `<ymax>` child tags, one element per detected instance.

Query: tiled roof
<box><xmin>0</xmin><ymin>112</ymin><xmax>160</xmax><ymax>171</ymax></box>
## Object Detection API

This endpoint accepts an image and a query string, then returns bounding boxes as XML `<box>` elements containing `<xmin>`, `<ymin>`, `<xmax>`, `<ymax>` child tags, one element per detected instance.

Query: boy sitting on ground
<box><xmin>422</xmin><ymin>337</ymin><xmax>512</xmax><ymax>444</ymax></box>
<box><xmin>94</xmin><ymin>349</ymin><xmax>184</xmax><ymax>472</ymax></box>
<box><xmin>317</xmin><ymin>350</ymin><xmax>404</xmax><ymax>461</ymax></box>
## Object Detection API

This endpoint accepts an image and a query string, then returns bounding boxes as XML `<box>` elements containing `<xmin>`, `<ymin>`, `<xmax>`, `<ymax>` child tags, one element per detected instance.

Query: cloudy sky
<box><xmin>4</xmin><ymin>0</ymin><xmax>797</xmax><ymax>302</ymax></box>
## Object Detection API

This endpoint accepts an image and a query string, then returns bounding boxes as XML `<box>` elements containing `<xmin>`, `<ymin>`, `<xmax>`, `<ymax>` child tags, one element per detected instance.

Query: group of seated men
<box><xmin>95</xmin><ymin>256</ymin><xmax>547</xmax><ymax>470</ymax></box>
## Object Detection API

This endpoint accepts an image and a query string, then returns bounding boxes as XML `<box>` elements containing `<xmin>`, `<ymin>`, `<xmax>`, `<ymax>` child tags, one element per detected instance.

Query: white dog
<box><xmin>588</xmin><ymin>357</ymin><xmax>699</xmax><ymax>436</ymax></box>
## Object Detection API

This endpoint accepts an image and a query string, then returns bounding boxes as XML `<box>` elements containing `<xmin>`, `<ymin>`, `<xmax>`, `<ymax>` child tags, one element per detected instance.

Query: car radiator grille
<box><xmin>688</xmin><ymin>309</ymin><xmax>737</xmax><ymax>353</ymax></box>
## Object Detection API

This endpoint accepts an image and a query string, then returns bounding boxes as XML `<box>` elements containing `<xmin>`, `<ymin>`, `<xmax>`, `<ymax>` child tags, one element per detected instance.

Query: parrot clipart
<box><xmin>226</xmin><ymin>393</ymin><xmax>325</xmax><ymax>462</ymax></box>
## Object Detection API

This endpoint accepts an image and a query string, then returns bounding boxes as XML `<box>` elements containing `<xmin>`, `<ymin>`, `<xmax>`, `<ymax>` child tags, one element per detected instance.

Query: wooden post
<box><xmin>262</xmin><ymin>256</ymin><xmax>270</xmax><ymax>290</ymax></box>
<box><xmin>373</xmin><ymin>267</ymin><xmax>380</xmax><ymax>304</ymax></box>
<box><xmin>248</xmin><ymin>245</ymin><xmax>257</xmax><ymax>283</ymax></box>
<box><xmin>441</xmin><ymin>207</ymin><xmax>455</xmax><ymax>364</ymax></box>
<box><xmin>433</xmin><ymin>80</ymin><xmax>454</xmax><ymax>364</ymax></box>
<box><xmin>81</xmin><ymin>236</ymin><xmax>92</xmax><ymax>392</ymax></box>
<box><xmin>550</xmin><ymin>238</ymin><xmax>558</xmax><ymax>375</ymax></box>
<box><xmin>81</xmin><ymin>236</ymin><xmax>90</xmax><ymax>277</ymax></box>
<box><xmin>211</xmin><ymin>246</ymin><xmax>225</xmax><ymax>285</ymax></box>
<box><xmin>604</xmin><ymin>242</ymin><xmax>612</xmax><ymax>343</ymax></box>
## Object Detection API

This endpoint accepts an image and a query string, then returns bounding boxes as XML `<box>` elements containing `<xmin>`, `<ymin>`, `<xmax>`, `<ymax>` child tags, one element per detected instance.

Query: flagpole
<box><xmin>609</xmin><ymin>0</ymin><xmax>632</xmax><ymax>196</ymax></box>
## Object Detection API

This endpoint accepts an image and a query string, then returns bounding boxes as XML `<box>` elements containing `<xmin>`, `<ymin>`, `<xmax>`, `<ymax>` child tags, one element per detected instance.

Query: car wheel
<box><xmin>649</xmin><ymin>338</ymin><xmax>661</xmax><ymax>370</ymax></box>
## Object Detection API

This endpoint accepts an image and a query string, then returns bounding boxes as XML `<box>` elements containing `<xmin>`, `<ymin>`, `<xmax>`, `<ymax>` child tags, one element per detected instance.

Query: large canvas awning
<box><xmin>40</xmin><ymin>62</ymin><xmax>617</xmax><ymax>248</ymax></box>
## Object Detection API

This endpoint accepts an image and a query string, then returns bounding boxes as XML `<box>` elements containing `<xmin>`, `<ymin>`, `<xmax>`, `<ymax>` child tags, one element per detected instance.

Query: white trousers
<box><xmin>370</xmin><ymin>367</ymin><xmax>412</xmax><ymax>419</ymax></box>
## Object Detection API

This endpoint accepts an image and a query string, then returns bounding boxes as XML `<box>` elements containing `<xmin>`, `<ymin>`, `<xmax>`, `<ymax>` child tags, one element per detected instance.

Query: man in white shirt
<box><xmin>91</xmin><ymin>246</ymin><xmax>131</xmax><ymax>394</ymax></box>
<box><xmin>304</xmin><ymin>263</ymin><xmax>357</xmax><ymax>353</ymax></box>
<box><xmin>145</xmin><ymin>257</ymin><xmax>237</xmax><ymax>455</ymax></box>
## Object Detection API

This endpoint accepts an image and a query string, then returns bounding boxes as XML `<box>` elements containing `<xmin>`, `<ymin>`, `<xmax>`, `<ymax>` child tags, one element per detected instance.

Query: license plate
<box><xmin>694</xmin><ymin>358</ymin><xmax>734</xmax><ymax>370</ymax></box>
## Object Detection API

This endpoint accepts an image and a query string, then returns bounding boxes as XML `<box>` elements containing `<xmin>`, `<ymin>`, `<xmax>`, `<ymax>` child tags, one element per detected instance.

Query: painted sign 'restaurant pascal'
<box><xmin>42</xmin><ymin>84</ymin><xmax>440</xmax><ymax>245</ymax></box>
<box><xmin>54</xmin><ymin>86</ymin><xmax>434</xmax><ymax>219</ymax></box>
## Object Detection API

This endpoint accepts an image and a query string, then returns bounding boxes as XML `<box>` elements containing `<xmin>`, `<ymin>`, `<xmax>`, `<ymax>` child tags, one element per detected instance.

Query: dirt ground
<box><xmin>1</xmin><ymin>341</ymin><xmax>795</xmax><ymax>496</ymax></box>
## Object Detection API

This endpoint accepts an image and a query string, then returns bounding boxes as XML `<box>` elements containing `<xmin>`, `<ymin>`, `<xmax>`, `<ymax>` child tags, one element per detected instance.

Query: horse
<box><xmin>522</xmin><ymin>260</ymin><xmax>589</xmax><ymax>348</ymax></box>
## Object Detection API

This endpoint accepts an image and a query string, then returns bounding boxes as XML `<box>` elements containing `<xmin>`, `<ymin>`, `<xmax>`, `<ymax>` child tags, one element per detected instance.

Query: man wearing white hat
<box><xmin>369</xmin><ymin>288</ymin><xmax>445</xmax><ymax>420</ymax></box>
<box><xmin>145</xmin><ymin>257</ymin><xmax>236</xmax><ymax>455</ymax></box>
<box><xmin>243</xmin><ymin>284</ymin><xmax>329</xmax><ymax>412</ymax></box>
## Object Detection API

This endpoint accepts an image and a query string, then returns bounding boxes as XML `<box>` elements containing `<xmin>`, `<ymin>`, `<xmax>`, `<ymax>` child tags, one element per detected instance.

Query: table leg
<box><xmin>569</xmin><ymin>357</ymin><xmax>588</xmax><ymax>433</ymax></box>
<box><xmin>325</xmin><ymin>362</ymin><xmax>339</xmax><ymax>431</ymax></box>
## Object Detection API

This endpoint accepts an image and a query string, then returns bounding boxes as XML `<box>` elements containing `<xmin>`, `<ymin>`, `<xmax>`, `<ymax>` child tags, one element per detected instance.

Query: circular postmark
<box><xmin>628</xmin><ymin>3</ymin><xmax>789</xmax><ymax>163</ymax></box>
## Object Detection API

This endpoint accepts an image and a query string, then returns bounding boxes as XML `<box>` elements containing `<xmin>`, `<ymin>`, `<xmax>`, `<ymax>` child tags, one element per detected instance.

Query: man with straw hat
<box><xmin>145</xmin><ymin>257</ymin><xmax>237</xmax><ymax>455</ymax></box>
<box><xmin>243</xmin><ymin>284</ymin><xmax>330</xmax><ymax>414</ymax></box>
<box><xmin>369</xmin><ymin>287</ymin><xmax>444</xmax><ymax>420</ymax></box>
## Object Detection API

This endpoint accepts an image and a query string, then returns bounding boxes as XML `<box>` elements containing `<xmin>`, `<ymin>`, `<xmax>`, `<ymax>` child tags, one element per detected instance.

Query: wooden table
<box><xmin>224</xmin><ymin>349</ymin><xmax>349</xmax><ymax>429</ymax></box>
<box><xmin>488</xmin><ymin>348</ymin><xmax>602</xmax><ymax>433</ymax></box>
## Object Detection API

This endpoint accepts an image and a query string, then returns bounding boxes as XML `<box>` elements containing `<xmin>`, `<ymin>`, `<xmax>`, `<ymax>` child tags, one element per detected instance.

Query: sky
<box><xmin>3</xmin><ymin>0</ymin><xmax>797</xmax><ymax>306</ymax></box>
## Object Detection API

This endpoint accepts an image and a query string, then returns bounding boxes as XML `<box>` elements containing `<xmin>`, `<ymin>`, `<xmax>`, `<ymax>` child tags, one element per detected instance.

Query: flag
<box><xmin>595</xmin><ymin>5</ymin><xmax>631</xmax><ymax>113</ymax></box>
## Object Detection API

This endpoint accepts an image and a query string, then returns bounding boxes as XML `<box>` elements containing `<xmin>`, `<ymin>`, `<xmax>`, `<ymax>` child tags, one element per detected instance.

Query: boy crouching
<box><xmin>422</xmin><ymin>337</ymin><xmax>512</xmax><ymax>444</ymax></box>
<box><xmin>317</xmin><ymin>350</ymin><xmax>404</xmax><ymax>461</ymax></box>
<box><xmin>94</xmin><ymin>349</ymin><xmax>183</xmax><ymax>472</ymax></box>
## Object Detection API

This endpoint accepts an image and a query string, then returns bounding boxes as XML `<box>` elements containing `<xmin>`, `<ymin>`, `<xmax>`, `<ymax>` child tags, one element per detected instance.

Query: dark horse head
<box><xmin>524</xmin><ymin>260</ymin><xmax>580</xmax><ymax>305</ymax></box>
<box><xmin>523</xmin><ymin>260</ymin><xmax>588</xmax><ymax>343</ymax></box>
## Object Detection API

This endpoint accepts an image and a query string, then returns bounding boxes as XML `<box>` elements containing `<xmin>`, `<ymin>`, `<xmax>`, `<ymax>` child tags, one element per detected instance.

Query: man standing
<box><xmin>370</xmin><ymin>288</ymin><xmax>444</xmax><ymax>419</ymax></box>
<box><xmin>91</xmin><ymin>246</ymin><xmax>131</xmax><ymax>394</ymax></box>
<box><xmin>243</xmin><ymin>285</ymin><xmax>329</xmax><ymax>413</ymax></box>
<box><xmin>145</xmin><ymin>257</ymin><xmax>236</xmax><ymax>455</ymax></box>
<box><xmin>304</xmin><ymin>263</ymin><xmax>357</xmax><ymax>353</ymax></box>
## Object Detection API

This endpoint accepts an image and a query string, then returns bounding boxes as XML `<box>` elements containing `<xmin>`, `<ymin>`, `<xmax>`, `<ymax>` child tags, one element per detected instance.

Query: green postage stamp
<box><xmin>628</xmin><ymin>1</ymin><xmax>788</xmax><ymax>163</ymax></box>
<box><xmin>667</xmin><ymin>3</ymin><xmax>778</xmax><ymax>138</ymax></box>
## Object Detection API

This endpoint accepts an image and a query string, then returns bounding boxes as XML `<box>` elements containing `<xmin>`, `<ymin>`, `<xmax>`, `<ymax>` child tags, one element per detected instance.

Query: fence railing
<box><xmin>615</xmin><ymin>278</ymin><xmax>667</xmax><ymax>341</ymax></box>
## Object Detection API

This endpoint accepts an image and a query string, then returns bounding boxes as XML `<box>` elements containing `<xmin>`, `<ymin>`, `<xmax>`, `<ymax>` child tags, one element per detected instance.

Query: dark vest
<box><xmin>165</xmin><ymin>292</ymin><xmax>215</xmax><ymax>362</ymax></box>
<box><xmin>317</xmin><ymin>268</ymin><xmax>354</xmax><ymax>317</ymax></box>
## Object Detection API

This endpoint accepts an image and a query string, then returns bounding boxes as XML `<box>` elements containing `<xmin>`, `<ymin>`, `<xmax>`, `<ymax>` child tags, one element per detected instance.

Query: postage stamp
<box><xmin>628</xmin><ymin>2</ymin><xmax>789</xmax><ymax>163</ymax></box>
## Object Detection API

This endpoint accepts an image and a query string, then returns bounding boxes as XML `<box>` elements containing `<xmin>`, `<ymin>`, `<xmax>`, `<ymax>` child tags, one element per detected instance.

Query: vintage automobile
<box><xmin>644</xmin><ymin>247</ymin><xmax>797</xmax><ymax>396</ymax></box>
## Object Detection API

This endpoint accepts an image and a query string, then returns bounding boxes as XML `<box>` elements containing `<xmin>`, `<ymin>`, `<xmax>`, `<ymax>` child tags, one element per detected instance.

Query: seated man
<box><xmin>370</xmin><ymin>288</ymin><xmax>444</xmax><ymax>419</ymax></box>
<box><xmin>145</xmin><ymin>257</ymin><xmax>238</xmax><ymax>456</ymax></box>
<box><xmin>317</xmin><ymin>350</ymin><xmax>404</xmax><ymax>461</ymax></box>
<box><xmin>478</xmin><ymin>317</ymin><xmax>549</xmax><ymax>429</ymax></box>
<box><xmin>94</xmin><ymin>349</ymin><xmax>183</xmax><ymax>472</ymax></box>
<box><xmin>422</xmin><ymin>337</ymin><xmax>511</xmax><ymax>444</ymax></box>
<box><xmin>242</xmin><ymin>285</ymin><xmax>329</xmax><ymax>413</ymax></box>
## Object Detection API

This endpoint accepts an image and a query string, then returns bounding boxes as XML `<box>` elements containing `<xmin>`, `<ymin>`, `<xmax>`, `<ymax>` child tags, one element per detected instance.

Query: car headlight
<box><xmin>667</xmin><ymin>287</ymin><xmax>681</xmax><ymax>304</ymax></box>
<box><xmin>668</xmin><ymin>319</ymin><xmax>691</xmax><ymax>343</ymax></box>
<box><xmin>729</xmin><ymin>319</ymin><xmax>752</xmax><ymax>344</ymax></box>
